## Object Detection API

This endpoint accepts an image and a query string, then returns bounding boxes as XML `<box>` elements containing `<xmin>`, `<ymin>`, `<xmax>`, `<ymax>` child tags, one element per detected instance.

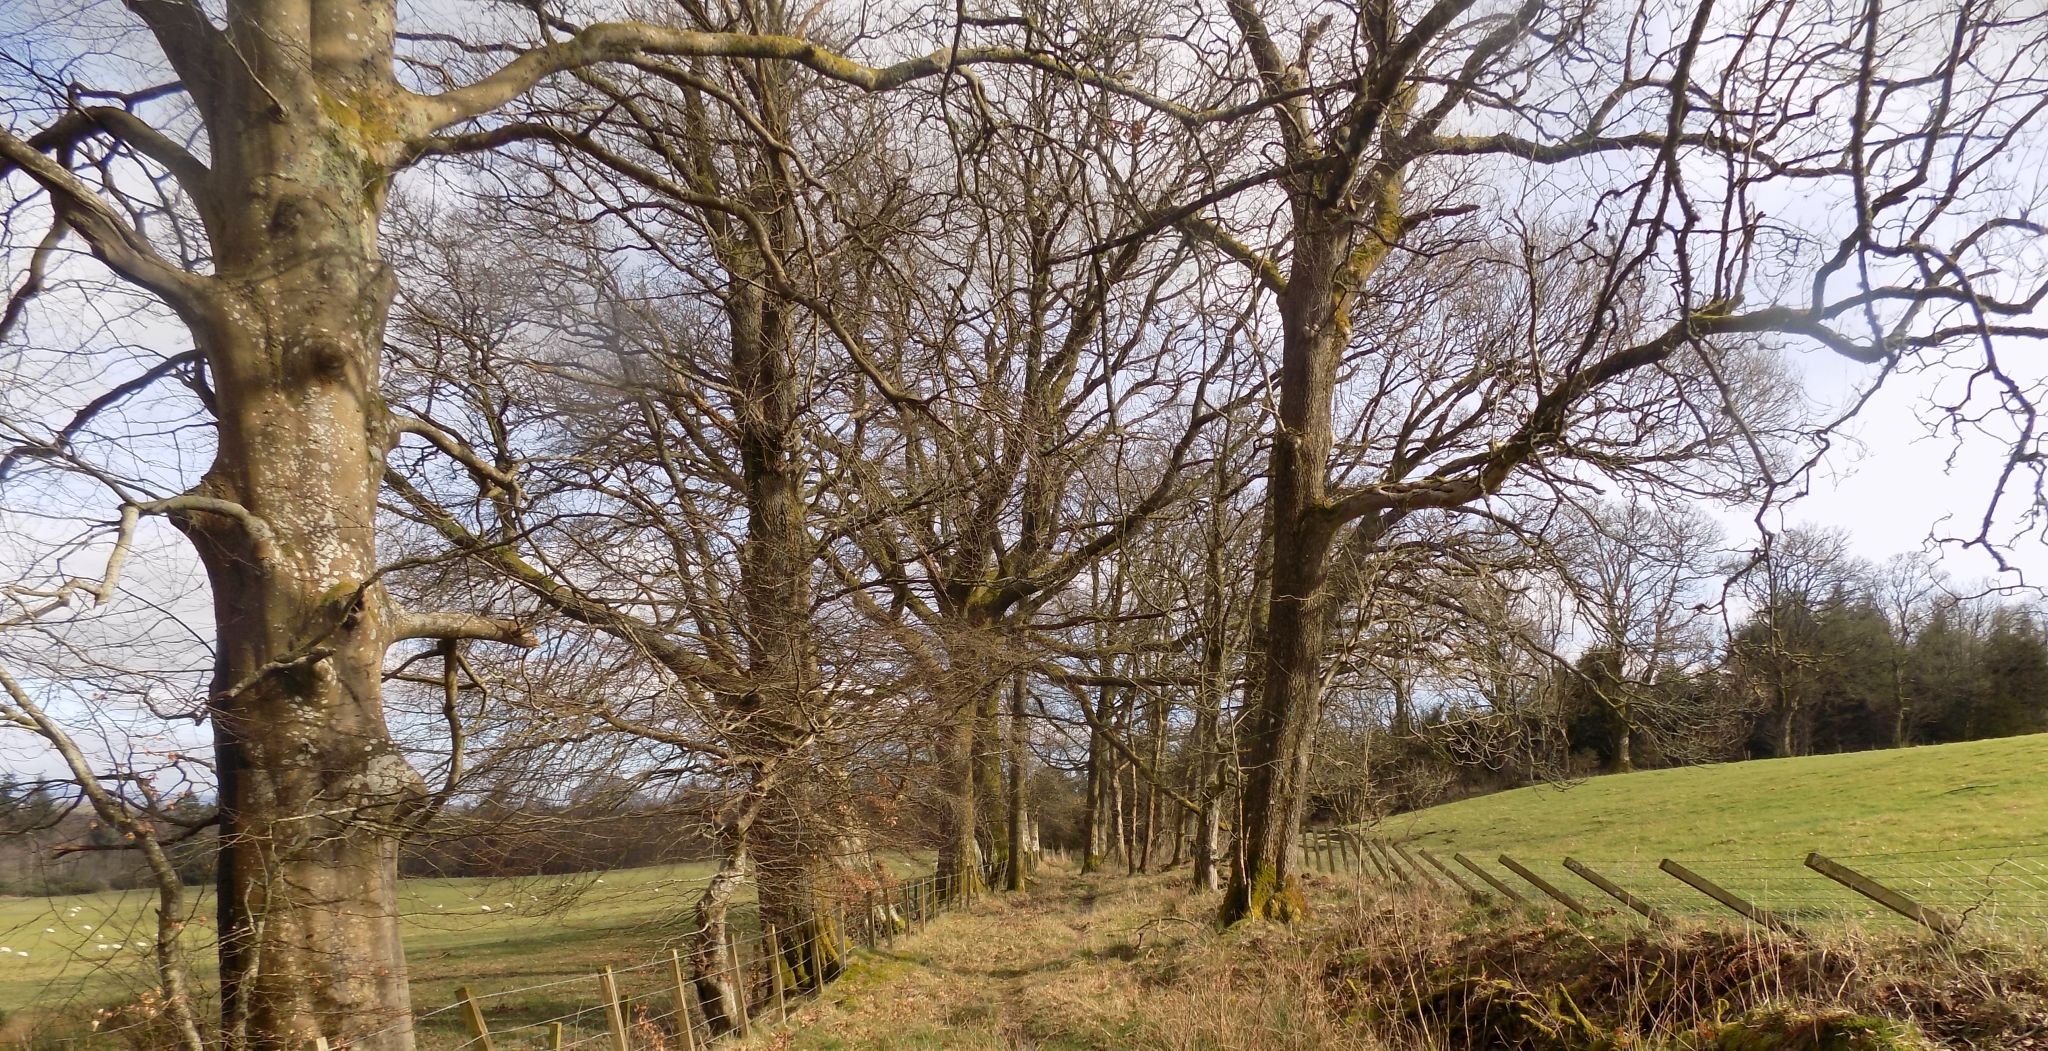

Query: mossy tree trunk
<box><xmin>1221</xmin><ymin>213</ymin><xmax>1351</xmax><ymax>924</ymax></box>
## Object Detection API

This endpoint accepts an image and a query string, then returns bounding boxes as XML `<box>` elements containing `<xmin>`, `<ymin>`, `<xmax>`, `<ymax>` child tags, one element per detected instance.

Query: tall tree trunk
<box><xmin>1220</xmin><ymin>218</ymin><xmax>1349</xmax><ymax>925</ymax></box>
<box><xmin>1892</xmin><ymin>659</ymin><xmax>1911</xmax><ymax>747</ymax></box>
<box><xmin>1141</xmin><ymin>681</ymin><xmax>1166</xmax><ymax>872</ymax></box>
<box><xmin>937</xmin><ymin>683</ymin><xmax>983</xmax><ymax>898</ymax></box>
<box><xmin>1081</xmin><ymin>683</ymin><xmax>1115</xmax><ymax>872</ymax></box>
<box><xmin>974</xmin><ymin>677</ymin><xmax>1006</xmax><ymax>883</ymax></box>
<box><xmin>1111</xmin><ymin>760</ymin><xmax>1130</xmax><ymax>872</ymax></box>
<box><xmin>690</xmin><ymin>840</ymin><xmax>750</xmax><ymax>1032</ymax></box>
<box><xmin>724</xmin><ymin>267</ymin><xmax>854</xmax><ymax>996</ymax></box>
<box><xmin>1005</xmin><ymin>673</ymin><xmax>1030</xmax><ymax>891</ymax></box>
<box><xmin>189</xmin><ymin>115</ymin><xmax>426</xmax><ymax>1051</ymax></box>
<box><xmin>1193</xmin><ymin>794</ymin><xmax>1224</xmax><ymax>891</ymax></box>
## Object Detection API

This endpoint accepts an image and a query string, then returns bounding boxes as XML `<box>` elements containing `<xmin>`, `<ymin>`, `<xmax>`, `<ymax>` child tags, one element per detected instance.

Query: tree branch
<box><xmin>389</xmin><ymin>610</ymin><xmax>538</xmax><ymax>647</ymax></box>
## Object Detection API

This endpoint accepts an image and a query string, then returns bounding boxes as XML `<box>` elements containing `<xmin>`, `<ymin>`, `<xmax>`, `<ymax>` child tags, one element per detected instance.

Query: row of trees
<box><xmin>1336</xmin><ymin>523</ymin><xmax>2048</xmax><ymax>819</ymax></box>
<box><xmin>4</xmin><ymin>0</ymin><xmax>2047</xmax><ymax>1048</ymax></box>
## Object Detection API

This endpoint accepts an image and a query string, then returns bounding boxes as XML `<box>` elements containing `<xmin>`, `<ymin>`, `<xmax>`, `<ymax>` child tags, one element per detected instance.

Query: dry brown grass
<box><xmin>1323</xmin><ymin>894</ymin><xmax>2048</xmax><ymax>1050</ymax></box>
<box><xmin>749</xmin><ymin>864</ymin><xmax>1431</xmax><ymax>1050</ymax></box>
<box><xmin>746</xmin><ymin>862</ymin><xmax>2048</xmax><ymax>1051</ymax></box>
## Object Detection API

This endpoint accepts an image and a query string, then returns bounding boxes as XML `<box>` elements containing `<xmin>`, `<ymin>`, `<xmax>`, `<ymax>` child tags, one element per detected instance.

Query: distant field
<box><xmin>1374</xmin><ymin>733</ymin><xmax>2048</xmax><ymax>934</ymax></box>
<box><xmin>0</xmin><ymin>856</ymin><xmax>925</xmax><ymax>1046</ymax></box>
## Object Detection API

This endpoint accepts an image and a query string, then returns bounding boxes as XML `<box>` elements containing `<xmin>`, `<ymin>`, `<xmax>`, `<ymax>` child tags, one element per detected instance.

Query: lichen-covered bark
<box><xmin>689</xmin><ymin>846</ymin><xmax>749</xmax><ymax>1033</ymax></box>
<box><xmin>180</xmin><ymin>59</ymin><xmax>427</xmax><ymax>1043</ymax></box>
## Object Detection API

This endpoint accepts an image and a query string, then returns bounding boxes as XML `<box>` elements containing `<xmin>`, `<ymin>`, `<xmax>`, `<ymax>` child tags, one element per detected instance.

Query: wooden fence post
<box><xmin>1659</xmin><ymin>859</ymin><xmax>1802</xmax><ymax>936</ymax></box>
<box><xmin>1415</xmin><ymin>848</ymin><xmax>1486</xmax><ymax>901</ymax></box>
<box><xmin>1361</xmin><ymin>840</ymin><xmax>1395</xmax><ymax>882</ymax></box>
<box><xmin>1805</xmin><ymin>852</ymin><xmax>1962</xmax><ymax>937</ymax></box>
<box><xmin>727</xmin><ymin>937</ymin><xmax>754</xmax><ymax>1038</ymax></box>
<box><xmin>1564</xmin><ymin>858</ymin><xmax>1669</xmax><ymax>924</ymax></box>
<box><xmin>550</xmin><ymin>1022</ymin><xmax>564</xmax><ymax>1051</ymax></box>
<box><xmin>669</xmin><ymin>949</ymin><xmax>700</xmax><ymax>1051</ymax></box>
<box><xmin>458</xmin><ymin>985</ymin><xmax>496</xmax><ymax>1051</ymax></box>
<box><xmin>1498</xmin><ymin>855</ymin><xmax>1595</xmax><ymax>916</ymax></box>
<box><xmin>1382</xmin><ymin>841</ymin><xmax>1425</xmax><ymax>885</ymax></box>
<box><xmin>1453</xmin><ymin>853</ymin><xmax>1531</xmax><ymax>904</ymax></box>
<box><xmin>1392</xmin><ymin>842</ymin><xmax>1450</xmax><ymax>892</ymax></box>
<box><xmin>765</xmin><ymin>926</ymin><xmax>789</xmax><ymax>1023</ymax></box>
<box><xmin>598</xmin><ymin>968</ymin><xmax>631</xmax><ymax>1051</ymax></box>
<box><xmin>1370</xmin><ymin>841</ymin><xmax>1412</xmax><ymax>884</ymax></box>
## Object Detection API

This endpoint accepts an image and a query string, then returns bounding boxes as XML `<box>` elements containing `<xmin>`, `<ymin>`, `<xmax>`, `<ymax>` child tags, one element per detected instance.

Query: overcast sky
<box><xmin>1754</xmin><ymin>340</ymin><xmax>2048</xmax><ymax>588</ymax></box>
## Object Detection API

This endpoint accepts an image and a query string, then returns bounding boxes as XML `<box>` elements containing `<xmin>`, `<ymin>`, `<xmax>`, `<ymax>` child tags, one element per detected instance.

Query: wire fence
<box><xmin>1298</xmin><ymin>830</ymin><xmax>2048</xmax><ymax>940</ymax></box>
<box><xmin>386</xmin><ymin>853</ymin><xmax>1027</xmax><ymax>1051</ymax></box>
<box><xmin>5</xmin><ymin>854</ymin><xmax>1033</xmax><ymax>1051</ymax></box>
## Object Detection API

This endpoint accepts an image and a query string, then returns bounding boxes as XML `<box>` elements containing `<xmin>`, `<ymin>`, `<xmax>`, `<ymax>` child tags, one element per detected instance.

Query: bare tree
<box><xmin>0</xmin><ymin>2</ymin><xmax>1090</xmax><ymax>1044</ymax></box>
<box><xmin>1557</xmin><ymin>499</ymin><xmax>1727</xmax><ymax>772</ymax></box>
<box><xmin>1102</xmin><ymin>0</ymin><xmax>2048</xmax><ymax>923</ymax></box>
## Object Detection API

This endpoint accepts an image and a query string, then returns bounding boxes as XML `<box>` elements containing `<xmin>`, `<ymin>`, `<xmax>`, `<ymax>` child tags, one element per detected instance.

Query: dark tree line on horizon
<box><xmin>1342</xmin><ymin>551</ymin><xmax>2048</xmax><ymax>823</ymax></box>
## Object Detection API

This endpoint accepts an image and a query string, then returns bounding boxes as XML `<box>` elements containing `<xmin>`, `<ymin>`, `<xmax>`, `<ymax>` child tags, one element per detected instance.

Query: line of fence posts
<box><xmin>1313</xmin><ymin>834</ymin><xmax>1980</xmax><ymax>944</ymax></box>
<box><xmin>444</xmin><ymin>848</ymin><xmax>1047</xmax><ymax>1051</ymax></box>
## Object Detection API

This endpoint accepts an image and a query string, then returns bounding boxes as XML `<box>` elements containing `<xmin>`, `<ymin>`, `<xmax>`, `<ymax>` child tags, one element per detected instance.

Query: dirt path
<box><xmin>744</xmin><ymin>865</ymin><xmax>1221</xmax><ymax>1050</ymax></box>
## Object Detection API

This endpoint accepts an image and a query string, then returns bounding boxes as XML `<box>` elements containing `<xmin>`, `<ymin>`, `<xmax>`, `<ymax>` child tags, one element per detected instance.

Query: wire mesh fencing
<box><xmin>372</xmin><ymin>863</ymin><xmax>1003</xmax><ymax>1051</ymax></box>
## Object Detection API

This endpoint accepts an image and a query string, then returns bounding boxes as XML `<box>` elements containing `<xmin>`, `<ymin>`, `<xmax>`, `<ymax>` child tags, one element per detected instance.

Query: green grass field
<box><xmin>0</xmin><ymin>856</ymin><xmax>924</xmax><ymax>1046</ymax></box>
<box><xmin>1373</xmin><ymin>732</ymin><xmax>2048</xmax><ymax>933</ymax></box>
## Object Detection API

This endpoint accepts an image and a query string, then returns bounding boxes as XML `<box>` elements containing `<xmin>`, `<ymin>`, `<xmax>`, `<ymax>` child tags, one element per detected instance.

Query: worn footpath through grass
<box><xmin>748</xmin><ymin>862</ymin><xmax>1367</xmax><ymax>1051</ymax></box>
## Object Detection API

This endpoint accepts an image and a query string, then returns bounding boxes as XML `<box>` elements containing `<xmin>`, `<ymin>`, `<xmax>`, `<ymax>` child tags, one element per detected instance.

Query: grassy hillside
<box><xmin>1374</xmin><ymin>733</ymin><xmax>2048</xmax><ymax>933</ymax></box>
<box><xmin>1380</xmin><ymin>733</ymin><xmax>2048</xmax><ymax>859</ymax></box>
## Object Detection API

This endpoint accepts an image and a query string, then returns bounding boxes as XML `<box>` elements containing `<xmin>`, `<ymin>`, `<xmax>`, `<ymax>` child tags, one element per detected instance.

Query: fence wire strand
<box><xmin>375</xmin><ymin>867</ymin><xmax>966</xmax><ymax>1051</ymax></box>
<box><xmin>1357</xmin><ymin>835</ymin><xmax>2048</xmax><ymax>937</ymax></box>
